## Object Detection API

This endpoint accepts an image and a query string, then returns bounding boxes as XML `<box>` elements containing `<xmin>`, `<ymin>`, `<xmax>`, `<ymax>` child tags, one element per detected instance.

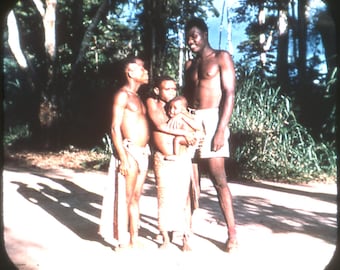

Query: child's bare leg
<box><xmin>160</xmin><ymin>231</ymin><xmax>171</xmax><ymax>249</ymax></box>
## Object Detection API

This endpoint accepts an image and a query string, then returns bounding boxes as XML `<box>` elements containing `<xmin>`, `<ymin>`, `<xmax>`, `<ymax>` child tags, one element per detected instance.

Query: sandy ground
<box><xmin>2</xmin><ymin>165</ymin><xmax>337</xmax><ymax>270</ymax></box>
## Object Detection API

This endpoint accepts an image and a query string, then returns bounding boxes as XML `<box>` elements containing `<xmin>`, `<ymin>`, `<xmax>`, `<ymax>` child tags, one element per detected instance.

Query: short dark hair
<box><xmin>154</xmin><ymin>75</ymin><xmax>176</xmax><ymax>88</ymax></box>
<box><xmin>116</xmin><ymin>55</ymin><xmax>142</xmax><ymax>86</ymax></box>
<box><xmin>120</xmin><ymin>55</ymin><xmax>141</xmax><ymax>72</ymax></box>
<box><xmin>185</xmin><ymin>17</ymin><xmax>208</xmax><ymax>33</ymax></box>
<box><xmin>169</xmin><ymin>95</ymin><xmax>188</xmax><ymax>108</ymax></box>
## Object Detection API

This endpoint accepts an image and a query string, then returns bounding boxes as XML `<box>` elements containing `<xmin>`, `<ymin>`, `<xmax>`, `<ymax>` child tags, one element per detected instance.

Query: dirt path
<box><xmin>3</xmin><ymin>163</ymin><xmax>337</xmax><ymax>270</ymax></box>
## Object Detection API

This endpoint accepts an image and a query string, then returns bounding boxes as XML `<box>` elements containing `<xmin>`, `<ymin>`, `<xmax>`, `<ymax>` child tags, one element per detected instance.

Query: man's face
<box><xmin>186</xmin><ymin>26</ymin><xmax>207</xmax><ymax>53</ymax></box>
<box><xmin>128</xmin><ymin>59</ymin><xmax>149</xmax><ymax>84</ymax></box>
<box><xmin>158</xmin><ymin>80</ymin><xmax>177</xmax><ymax>103</ymax></box>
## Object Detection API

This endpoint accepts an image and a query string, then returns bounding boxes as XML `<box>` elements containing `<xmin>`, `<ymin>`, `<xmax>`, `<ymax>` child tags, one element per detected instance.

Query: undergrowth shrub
<box><xmin>87</xmin><ymin>134</ymin><xmax>113</xmax><ymax>170</ymax></box>
<box><xmin>230</xmin><ymin>70</ymin><xmax>336</xmax><ymax>182</ymax></box>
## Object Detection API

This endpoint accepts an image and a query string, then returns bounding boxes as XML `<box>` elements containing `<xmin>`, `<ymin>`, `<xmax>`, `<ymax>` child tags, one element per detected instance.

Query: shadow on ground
<box><xmin>4</xmin><ymin>165</ymin><xmax>337</xmax><ymax>249</ymax></box>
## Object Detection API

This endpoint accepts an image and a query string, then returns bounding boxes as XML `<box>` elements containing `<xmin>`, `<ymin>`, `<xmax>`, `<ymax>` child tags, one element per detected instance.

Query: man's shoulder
<box><xmin>114</xmin><ymin>87</ymin><xmax>129</xmax><ymax>97</ymax></box>
<box><xmin>214</xmin><ymin>49</ymin><xmax>232</xmax><ymax>57</ymax></box>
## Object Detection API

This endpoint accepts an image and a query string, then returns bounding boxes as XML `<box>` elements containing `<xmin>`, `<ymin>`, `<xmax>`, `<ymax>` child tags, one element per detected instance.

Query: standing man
<box><xmin>100</xmin><ymin>56</ymin><xmax>150</xmax><ymax>248</ymax></box>
<box><xmin>184</xmin><ymin>17</ymin><xmax>238</xmax><ymax>252</ymax></box>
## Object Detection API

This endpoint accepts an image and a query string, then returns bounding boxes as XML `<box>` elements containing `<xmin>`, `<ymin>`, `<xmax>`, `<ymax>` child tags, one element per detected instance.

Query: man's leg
<box><xmin>207</xmin><ymin>157</ymin><xmax>237</xmax><ymax>252</ymax></box>
<box><xmin>125</xmin><ymin>156</ymin><xmax>145</xmax><ymax>247</ymax></box>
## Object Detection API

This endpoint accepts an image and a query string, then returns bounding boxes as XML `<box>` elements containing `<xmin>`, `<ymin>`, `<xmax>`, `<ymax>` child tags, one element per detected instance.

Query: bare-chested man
<box><xmin>146</xmin><ymin>75</ymin><xmax>197</xmax><ymax>251</ymax></box>
<box><xmin>184</xmin><ymin>17</ymin><xmax>238</xmax><ymax>252</ymax></box>
<box><xmin>109</xmin><ymin>56</ymin><xmax>150</xmax><ymax>248</ymax></box>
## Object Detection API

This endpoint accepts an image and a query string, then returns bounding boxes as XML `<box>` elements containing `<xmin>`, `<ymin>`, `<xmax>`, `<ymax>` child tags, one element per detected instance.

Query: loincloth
<box><xmin>123</xmin><ymin>139</ymin><xmax>150</xmax><ymax>172</ymax></box>
<box><xmin>153</xmin><ymin>151</ymin><xmax>192</xmax><ymax>233</ymax></box>
<box><xmin>194</xmin><ymin>108</ymin><xmax>230</xmax><ymax>158</ymax></box>
<box><xmin>99</xmin><ymin>156</ymin><xmax>128</xmax><ymax>245</ymax></box>
<box><xmin>98</xmin><ymin>140</ymin><xmax>150</xmax><ymax>245</ymax></box>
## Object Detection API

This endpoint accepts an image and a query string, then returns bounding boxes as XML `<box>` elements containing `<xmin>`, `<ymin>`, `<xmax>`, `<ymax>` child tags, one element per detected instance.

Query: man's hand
<box><xmin>212</xmin><ymin>130</ymin><xmax>225</xmax><ymax>151</ymax></box>
<box><xmin>118</xmin><ymin>159</ymin><xmax>130</xmax><ymax>176</ymax></box>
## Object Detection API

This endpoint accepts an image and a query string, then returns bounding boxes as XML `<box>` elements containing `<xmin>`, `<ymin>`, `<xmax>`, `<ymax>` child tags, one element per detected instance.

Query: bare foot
<box><xmin>225</xmin><ymin>238</ymin><xmax>238</xmax><ymax>253</ymax></box>
<box><xmin>159</xmin><ymin>241</ymin><xmax>171</xmax><ymax>249</ymax></box>
<box><xmin>181</xmin><ymin>242</ymin><xmax>192</xmax><ymax>251</ymax></box>
<box><xmin>129</xmin><ymin>241</ymin><xmax>144</xmax><ymax>249</ymax></box>
<box><xmin>181</xmin><ymin>235</ymin><xmax>192</xmax><ymax>252</ymax></box>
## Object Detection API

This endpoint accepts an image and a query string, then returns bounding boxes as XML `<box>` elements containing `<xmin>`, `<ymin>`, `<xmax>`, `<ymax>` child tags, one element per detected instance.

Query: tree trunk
<box><xmin>258</xmin><ymin>3</ymin><xmax>273</xmax><ymax>70</ymax></box>
<box><xmin>277</xmin><ymin>4</ymin><xmax>289</xmax><ymax>93</ymax></box>
<box><xmin>141</xmin><ymin>0</ymin><xmax>168</xmax><ymax>80</ymax></box>
<box><xmin>30</xmin><ymin>0</ymin><xmax>60</xmax><ymax>148</ymax></box>
<box><xmin>178</xmin><ymin>25</ymin><xmax>185</xmax><ymax>87</ymax></box>
<box><xmin>297</xmin><ymin>0</ymin><xmax>307</xmax><ymax>84</ymax></box>
<box><xmin>7</xmin><ymin>10</ymin><xmax>28</xmax><ymax>69</ymax></box>
<box><xmin>7</xmin><ymin>8</ymin><xmax>43</xmax><ymax>145</ymax></box>
<box><xmin>226</xmin><ymin>6</ymin><xmax>233</xmax><ymax>55</ymax></box>
<box><xmin>70</xmin><ymin>0</ymin><xmax>84</xmax><ymax>64</ymax></box>
<box><xmin>316</xmin><ymin>10</ymin><xmax>337</xmax><ymax>79</ymax></box>
<box><xmin>67</xmin><ymin>0</ymin><xmax>109</xmax><ymax>94</ymax></box>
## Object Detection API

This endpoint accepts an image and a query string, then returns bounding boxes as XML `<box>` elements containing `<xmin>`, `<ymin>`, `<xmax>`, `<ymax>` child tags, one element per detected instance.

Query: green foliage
<box><xmin>320</xmin><ymin>67</ymin><xmax>337</xmax><ymax>140</ymax></box>
<box><xmin>230</xmin><ymin>68</ymin><xmax>336</xmax><ymax>182</ymax></box>
<box><xmin>82</xmin><ymin>133</ymin><xmax>113</xmax><ymax>170</ymax></box>
<box><xmin>3</xmin><ymin>124</ymin><xmax>31</xmax><ymax>147</ymax></box>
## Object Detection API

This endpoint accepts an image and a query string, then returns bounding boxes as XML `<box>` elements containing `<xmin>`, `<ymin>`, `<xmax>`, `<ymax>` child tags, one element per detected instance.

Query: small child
<box><xmin>165</xmin><ymin>96</ymin><xmax>204</xmax><ymax>160</ymax></box>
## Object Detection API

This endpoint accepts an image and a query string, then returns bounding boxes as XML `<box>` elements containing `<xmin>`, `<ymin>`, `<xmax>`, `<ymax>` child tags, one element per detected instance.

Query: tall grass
<box><xmin>230</xmin><ymin>70</ymin><xmax>336</xmax><ymax>182</ymax></box>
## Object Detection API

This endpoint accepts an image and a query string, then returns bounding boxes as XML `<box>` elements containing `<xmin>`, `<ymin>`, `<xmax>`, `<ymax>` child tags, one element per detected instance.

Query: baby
<box><xmin>166</xmin><ymin>95</ymin><xmax>204</xmax><ymax>160</ymax></box>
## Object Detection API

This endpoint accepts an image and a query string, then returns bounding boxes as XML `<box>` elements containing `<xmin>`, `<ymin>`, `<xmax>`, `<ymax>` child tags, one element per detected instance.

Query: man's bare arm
<box><xmin>214</xmin><ymin>51</ymin><xmax>235</xmax><ymax>150</ymax></box>
<box><xmin>146</xmin><ymin>98</ymin><xmax>190</xmax><ymax>136</ymax></box>
<box><xmin>111</xmin><ymin>91</ymin><xmax>129</xmax><ymax>175</ymax></box>
<box><xmin>146</xmin><ymin>98</ymin><xmax>196</xmax><ymax>144</ymax></box>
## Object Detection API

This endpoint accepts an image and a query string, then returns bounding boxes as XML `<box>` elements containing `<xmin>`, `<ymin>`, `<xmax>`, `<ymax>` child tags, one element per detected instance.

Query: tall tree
<box><xmin>7</xmin><ymin>0</ymin><xmax>58</xmax><ymax>147</ymax></box>
<box><xmin>66</xmin><ymin>0</ymin><xmax>109</xmax><ymax>94</ymax></box>
<box><xmin>297</xmin><ymin>0</ymin><xmax>307</xmax><ymax>84</ymax></box>
<box><xmin>315</xmin><ymin>8</ymin><xmax>337</xmax><ymax>79</ymax></box>
<box><xmin>276</xmin><ymin>0</ymin><xmax>289</xmax><ymax>92</ymax></box>
<box><xmin>138</xmin><ymin>0</ymin><xmax>217</xmax><ymax>82</ymax></box>
<box><xmin>139</xmin><ymin>0</ymin><xmax>167</xmax><ymax>79</ymax></box>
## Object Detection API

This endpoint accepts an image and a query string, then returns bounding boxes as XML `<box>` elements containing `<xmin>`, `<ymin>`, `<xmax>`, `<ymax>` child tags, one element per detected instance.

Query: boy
<box><xmin>146</xmin><ymin>76</ymin><xmax>197</xmax><ymax>250</ymax></box>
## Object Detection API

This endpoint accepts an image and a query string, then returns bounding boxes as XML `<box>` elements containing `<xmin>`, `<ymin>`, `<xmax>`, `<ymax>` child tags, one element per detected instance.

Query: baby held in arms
<box><xmin>165</xmin><ymin>95</ymin><xmax>205</xmax><ymax>160</ymax></box>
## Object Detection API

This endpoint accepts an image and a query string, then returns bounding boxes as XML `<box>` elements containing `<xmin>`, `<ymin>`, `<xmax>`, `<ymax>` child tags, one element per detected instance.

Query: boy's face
<box><xmin>157</xmin><ymin>80</ymin><xmax>177</xmax><ymax>103</ymax></box>
<box><xmin>168</xmin><ymin>100</ymin><xmax>184</xmax><ymax>118</ymax></box>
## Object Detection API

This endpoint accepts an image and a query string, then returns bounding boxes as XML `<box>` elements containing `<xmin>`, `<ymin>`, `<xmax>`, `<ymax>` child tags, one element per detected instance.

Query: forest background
<box><xmin>2</xmin><ymin>0</ymin><xmax>338</xmax><ymax>182</ymax></box>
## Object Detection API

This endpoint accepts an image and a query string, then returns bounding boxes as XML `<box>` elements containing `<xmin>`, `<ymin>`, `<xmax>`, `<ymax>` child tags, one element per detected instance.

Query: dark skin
<box><xmin>166</xmin><ymin>97</ymin><xmax>203</xmax><ymax>158</ymax></box>
<box><xmin>184</xmin><ymin>23</ymin><xmax>237</xmax><ymax>252</ymax></box>
<box><xmin>146</xmin><ymin>79</ymin><xmax>195</xmax><ymax>251</ymax></box>
<box><xmin>111</xmin><ymin>59</ymin><xmax>149</xmax><ymax>248</ymax></box>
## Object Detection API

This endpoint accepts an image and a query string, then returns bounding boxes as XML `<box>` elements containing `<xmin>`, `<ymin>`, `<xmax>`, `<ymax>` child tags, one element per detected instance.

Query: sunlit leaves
<box><xmin>230</xmin><ymin>67</ymin><xmax>336</xmax><ymax>182</ymax></box>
